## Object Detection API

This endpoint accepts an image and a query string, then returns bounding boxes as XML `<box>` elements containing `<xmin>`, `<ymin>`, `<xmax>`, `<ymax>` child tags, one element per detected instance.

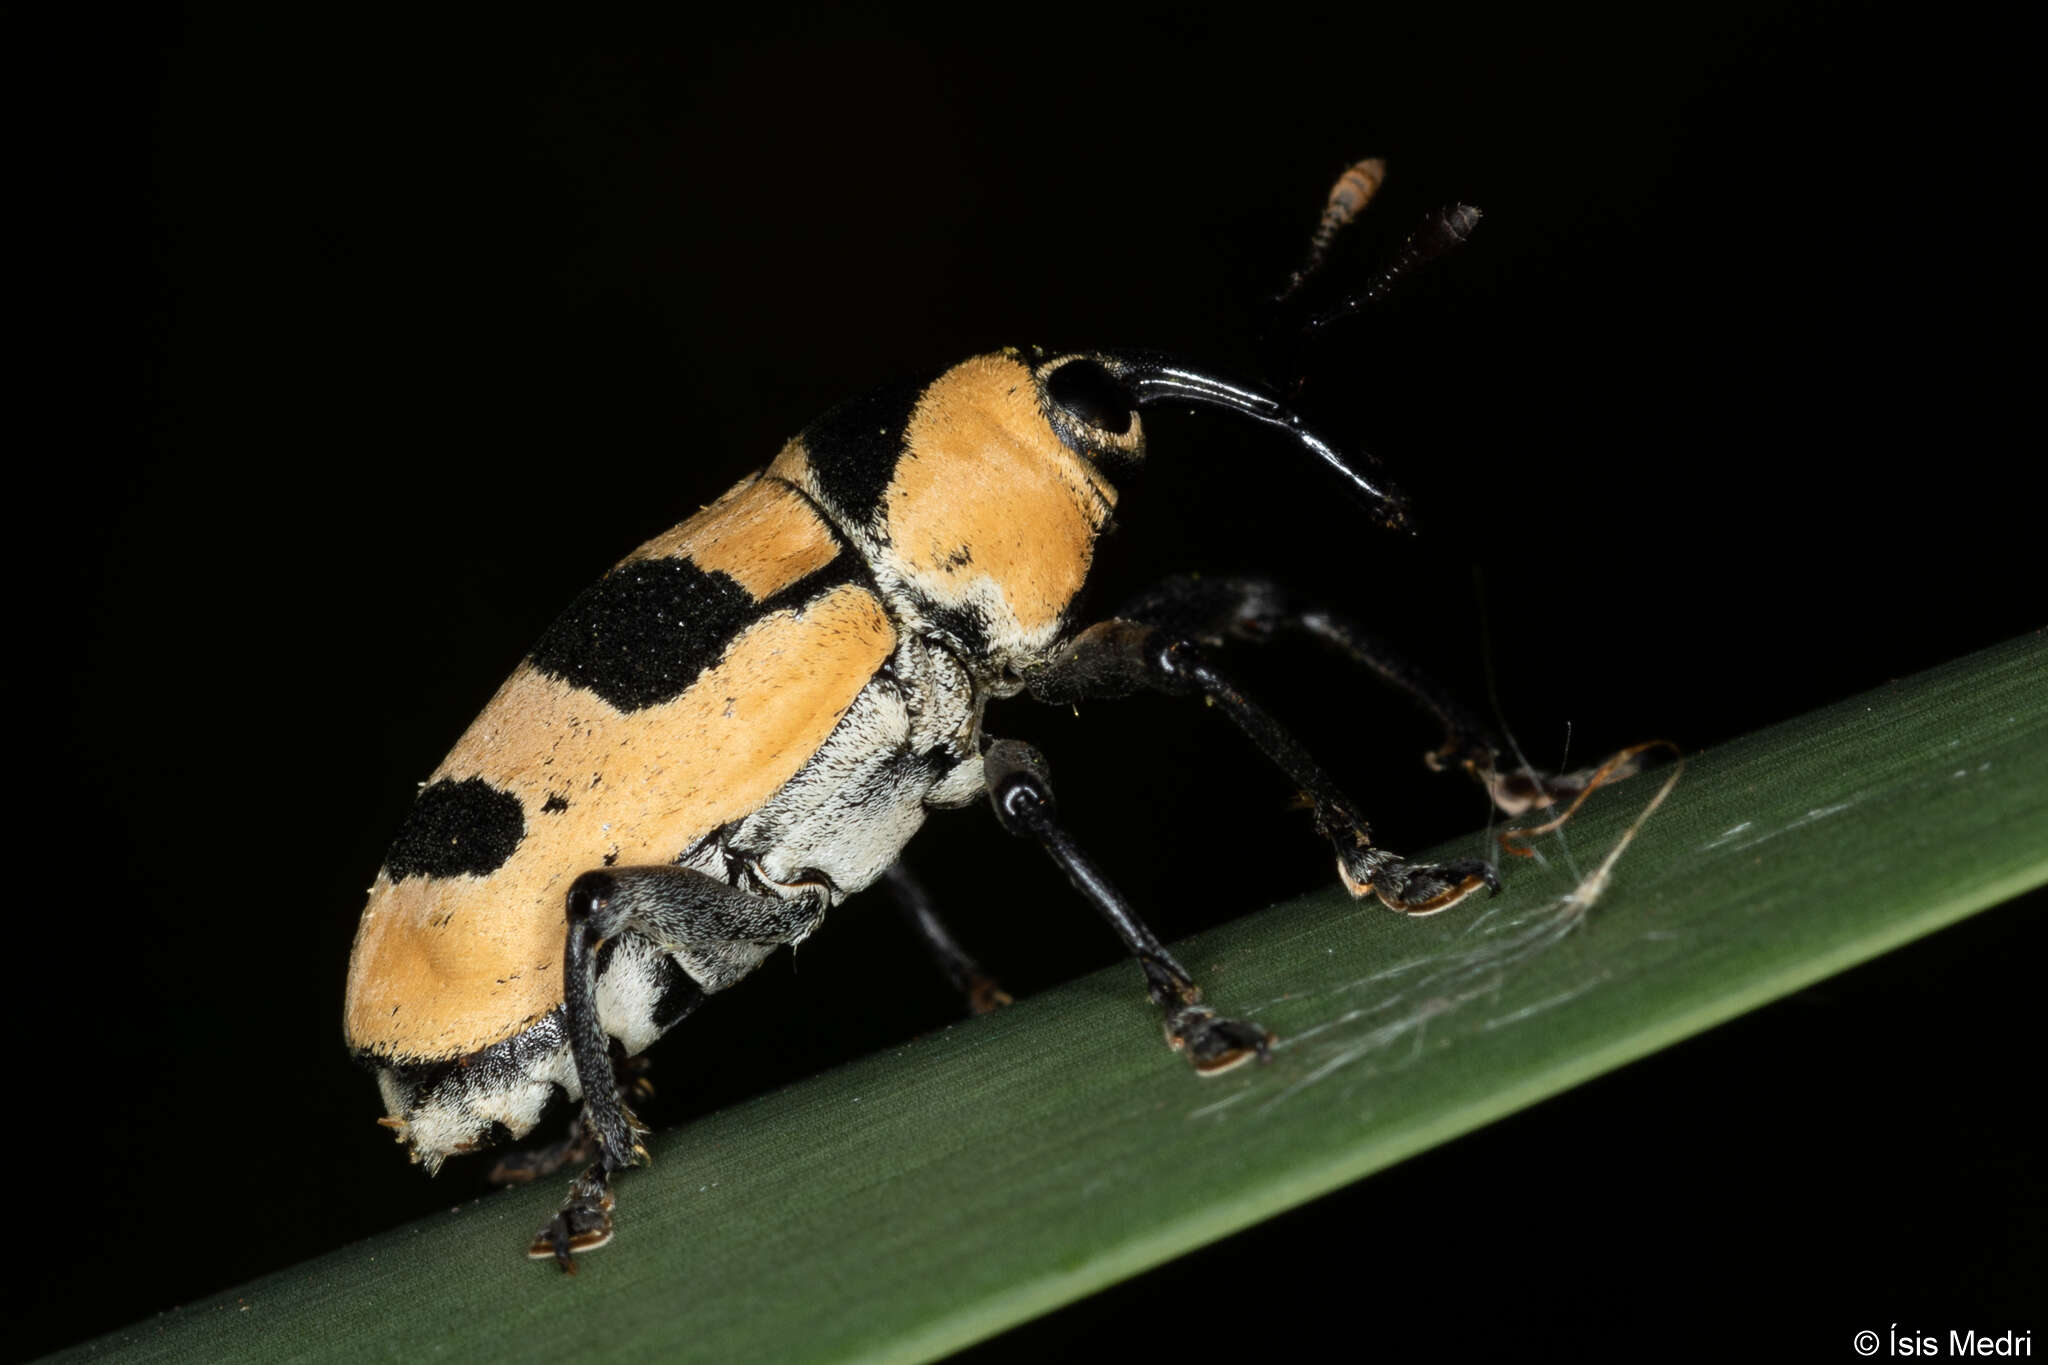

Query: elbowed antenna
<box><xmin>1113</xmin><ymin>355</ymin><xmax>1414</xmax><ymax>532</ymax></box>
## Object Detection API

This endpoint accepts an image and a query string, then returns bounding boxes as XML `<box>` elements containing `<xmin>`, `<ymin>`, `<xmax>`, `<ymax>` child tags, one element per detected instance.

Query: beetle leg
<box><xmin>1026</xmin><ymin>618</ymin><xmax>1499</xmax><ymax>915</ymax></box>
<box><xmin>983</xmin><ymin>739</ymin><xmax>1273</xmax><ymax>1075</ymax></box>
<box><xmin>495</xmin><ymin>1122</ymin><xmax>600</xmax><ymax>1189</ymax></box>
<box><xmin>882</xmin><ymin>861</ymin><xmax>1011</xmax><ymax>1015</ymax></box>
<box><xmin>1110</xmin><ymin>574</ymin><xmax>1633</xmax><ymax>817</ymax></box>
<box><xmin>490</xmin><ymin>1055</ymin><xmax>651</xmax><ymax>1185</ymax></box>
<box><xmin>531</xmin><ymin>865</ymin><xmax>830</xmax><ymax>1270</ymax></box>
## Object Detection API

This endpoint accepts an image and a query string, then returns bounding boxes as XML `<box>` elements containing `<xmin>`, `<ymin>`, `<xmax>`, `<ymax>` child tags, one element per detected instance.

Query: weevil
<box><xmin>344</xmin><ymin>162</ymin><xmax>1618</xmax><ymax>1268</ymax></box>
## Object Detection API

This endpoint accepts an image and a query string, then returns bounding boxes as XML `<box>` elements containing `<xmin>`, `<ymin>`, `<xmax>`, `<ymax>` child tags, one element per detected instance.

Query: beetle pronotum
<box><xmin>344</xmin><ymin>161</ymin><xmax>1614</xmax><ymax>1267</ymax></box>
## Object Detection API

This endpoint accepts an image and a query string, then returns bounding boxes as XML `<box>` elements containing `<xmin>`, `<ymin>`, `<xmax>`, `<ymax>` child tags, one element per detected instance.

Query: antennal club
<box><xmin>1260</xmin><ymin>159</ymin><xmax>1483</xmax><ymax>396</ymax></box>
<box><xmin>1302</xmin><ymin>202</ymin><xmax>1481</xmax><ymax>337</ymax></box>
<box><xmin>1277</xmin><ymin>156</ymin><xmax>1388</xmax><ymax>305</ymax></box>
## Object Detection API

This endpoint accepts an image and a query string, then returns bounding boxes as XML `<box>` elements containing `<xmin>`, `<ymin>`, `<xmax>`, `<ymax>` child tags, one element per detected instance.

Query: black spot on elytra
<box><xmin>541</xmin><ymin>793</ymin><xmax>569</xmax><ymax>814</ymax></box>
<box><xmin>386</xmin><ymin>777</ymin><xmax>527</xmax><ymax>881</ymax></box>
<box><xmin>799</xmin><ymin>377</ymin><xmax>925</xmax><ymax>527</ymax></box>
<box><xmin>531</xmin><ymin>558</ymin><xmax>755</xmax><ymax>712</ymax></box>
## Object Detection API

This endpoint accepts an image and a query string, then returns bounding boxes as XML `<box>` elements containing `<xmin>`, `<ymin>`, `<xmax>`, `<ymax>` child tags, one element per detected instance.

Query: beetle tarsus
<box><xmin>1166</xmin><ymin>1004</ymin><xmax>1275</xmax><ymax>1075</ymax></box>
<box><xmin>966</xmin><ymin>975</ymin><xmax>1014</xmax><ymax>1015</ymax></box>
<box><xmin>1480</xmin><ymin>751</ymin><xmax>1647</xmax><ymax>818</ymax></box>
<box><xmin>1348</xmin><ymin>853</ymin><xmax>1500</xmax><ymax>916</ymax></box>
<box><xmin>528</xmin><ymin>1162</ymin><xmax>618</xmax><ymax>1271</ymax></box>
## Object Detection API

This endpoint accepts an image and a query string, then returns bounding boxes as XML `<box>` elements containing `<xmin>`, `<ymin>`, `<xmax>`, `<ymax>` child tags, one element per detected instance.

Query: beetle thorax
<box><xmin>772</xmin><ymin>352</ymin><xmax>1118</xmax><ymax>681</ymax></box>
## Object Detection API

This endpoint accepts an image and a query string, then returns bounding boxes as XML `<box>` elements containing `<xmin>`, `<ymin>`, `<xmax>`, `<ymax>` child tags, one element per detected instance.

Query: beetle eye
<box><xmin>1045</xmin><ymin>359</ymin><xmax>1135</xmax><ymax>436</ymax></box>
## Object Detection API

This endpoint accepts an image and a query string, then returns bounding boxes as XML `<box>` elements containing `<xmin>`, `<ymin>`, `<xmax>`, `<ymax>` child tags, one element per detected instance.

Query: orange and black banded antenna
<box><xmin>1261</xmin><ymin>157</ymin><xmax>1483</xmax><ymax>395</ymax></box>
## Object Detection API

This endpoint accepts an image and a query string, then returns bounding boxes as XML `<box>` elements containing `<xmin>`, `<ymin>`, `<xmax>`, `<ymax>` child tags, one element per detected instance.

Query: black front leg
<box><xmin>1027</xmin><ymin>617</ymin><xmax>1500</xmax><ymax>915</ymax></box>
<box><xmin>983</xmin><ymin>739</ymin><xmax>1272</xmax><ymax>1074</ymax></box>
<box><xmin>1112</xmin><ymin>573</ymin><xmax>1634</xmax><ymax>817</ymax></box>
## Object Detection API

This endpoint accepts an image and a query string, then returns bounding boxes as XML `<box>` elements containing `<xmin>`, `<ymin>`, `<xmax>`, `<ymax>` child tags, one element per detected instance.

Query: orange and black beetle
<box><xmin>345</xmin><ymin>171</ymin><xmax>1600</xmax><ymax>1268</ymax></box>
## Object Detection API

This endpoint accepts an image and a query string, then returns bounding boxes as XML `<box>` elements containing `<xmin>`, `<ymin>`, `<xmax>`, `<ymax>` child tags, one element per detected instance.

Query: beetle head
<box><xmin>768</xmin><ymin>346</ymin><xmax>1407</xmax><ymax>677</ymax></box>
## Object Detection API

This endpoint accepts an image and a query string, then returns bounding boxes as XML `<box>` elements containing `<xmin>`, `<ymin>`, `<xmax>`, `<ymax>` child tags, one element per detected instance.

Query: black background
<box><xmin>39</xmin><ymin>2</ymin><xmax>2040</xmax><ymax>1358</ymax></box>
